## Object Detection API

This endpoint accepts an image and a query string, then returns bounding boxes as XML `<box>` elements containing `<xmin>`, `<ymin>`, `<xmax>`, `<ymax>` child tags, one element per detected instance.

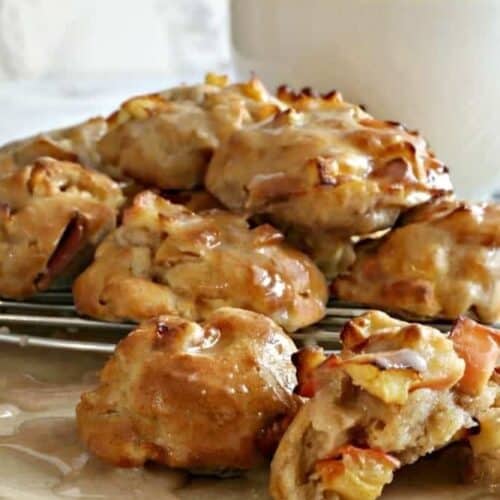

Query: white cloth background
<box><xmin>0</xmin><ymin>0</ymin><xmax>230</xmax><ymax>79</ymax></box>
<box><xmin>0</xmin><ymin>0</ymin><xmax>231</xmax><ymax>144</ymax></box>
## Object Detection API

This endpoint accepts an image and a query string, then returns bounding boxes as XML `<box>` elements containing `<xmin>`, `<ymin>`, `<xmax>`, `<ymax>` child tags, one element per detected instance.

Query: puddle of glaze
<box><xmin>0</xmin><ymin>372</ymin><xmax>99</xmax><ymax>412</ymax></box>
<box><xmin>0</xmin><ymin>344</ymin><xmax>108</xmax><ymax>383</ymax></box>
<box><xmin>55</xmin><ymin>461</ymin><xmax>185</xmax><ymax>499</ymax></box>
<box><xmin>177</xmin><ymin>468</ymin><xmax>270</xmax><ymax>500</ymax></box>
<box><xmin>0</xmin><ymin>343</ymin><xmax>497</xmax><ymax>499</ymax></box>
<box><xmin>0</xmin><ymin>417</ymin><xmax>185</xmax><ymax>499</ymax></box>
<box><xmin>0</xmin><ymin>418</ymin><xmax>91</xmax><ymax>476</ymax></box>
<box><xmin>0</xmin><ymin>342</ymin><xmax>102</xmax><ymax>414</ymax></box>
<box><xmin>0</xmin><ymin>404</ymin><xmax>21</xmax><ymax>419</ymax></box>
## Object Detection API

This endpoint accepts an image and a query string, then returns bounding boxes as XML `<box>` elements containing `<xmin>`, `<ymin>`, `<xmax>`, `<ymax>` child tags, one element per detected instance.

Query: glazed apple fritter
<box><xmin>97</xmin><ymin>73</ymin><xmax>285</xmax><ymax>190</ymax></box>
<box><xmin>333</xmin><ymin>199</ymin><xmax>500</xmax><ymax>324</ymax></box>
<box><xmin>0</xmin><ymin>117</ymin><xmax>108</xmax><ymax>174</ymax></box>
<box><xmin>77</xmin><ymin>308</ymin><xmax>301</xmax><ymax>471</ymax></box>
<box><xmin>0</xmin><ymin>157</ymin><xmax>124</xmax><ymax>298</ymax></box>
<box><xmin>206</xmin><ymin>87</ymin><xmax>452</xmax><ymax>277</ymax></box>
<box><xmin>270</xmin><ymin>311</ymin><xmax>500</xmax><ymax>500</ymax></box>
<box><xmin>73</xmin><ymin>190</ymin><xmax>327</xmax><ymax>332</ymax></box>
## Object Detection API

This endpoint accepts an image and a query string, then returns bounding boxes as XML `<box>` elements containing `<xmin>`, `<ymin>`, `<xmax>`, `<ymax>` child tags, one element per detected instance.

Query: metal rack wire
<box><xmin>0</xmin><ymin>291</ymin><xmax>461</xmax><ymax>354</ymax></box>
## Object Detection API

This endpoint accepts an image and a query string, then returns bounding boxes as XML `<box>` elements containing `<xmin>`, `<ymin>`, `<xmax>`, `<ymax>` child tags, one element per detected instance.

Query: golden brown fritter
<box><xmin>0</xmin><ymin>157</ymin><xmax>124</xmax><ymax>298</ymax></box>
<box><xmin>270</xmin><ymin>311</ymin><xmax>499</xmax><ymax>500</ymax></box>
<box><xmin>77</xmin><ymin>308</ymin><xmax>300</xmax><ymax>471</ymax></box>
<box><xmin>206</xmin><ymin>88</ymin><xmax>452</xmax><ymax>277</ymax></box>
<box><xmin>73</xmin><ymin>190</ymin><xmax>327</xmax><ymax>332</ymax></box>
<box><xmin>0</xmin><ymin>117</ymin><xmax>108</xmax><ymax>174</ymax></box>
<box><xmin>0</xmin><ymin>116</ymin><xmax>146</xmax><ymax>202</ymax></box>
<box><xmin>97</xmin><ymin>74</ymin><xmax>284</xmax><ymax>190</ymax></box>
<box><xmin>333</xmin><ymin>200</ymin><xmax>500</xmax><ymax>323</ymax></box>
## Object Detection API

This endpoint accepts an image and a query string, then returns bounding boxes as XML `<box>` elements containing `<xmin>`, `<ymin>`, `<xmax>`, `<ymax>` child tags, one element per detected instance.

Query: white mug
<box><xmin>231</xmin><ymin>0</ymin><xmax>500</xmax><ymax>200</ymax></box>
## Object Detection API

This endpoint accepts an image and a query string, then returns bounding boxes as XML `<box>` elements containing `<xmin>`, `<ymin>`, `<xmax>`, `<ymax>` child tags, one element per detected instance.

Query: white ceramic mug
<box><xmin>231</xmin><ymin>0</ymin><xmax>500</xmax><ymax>200</ymax></box>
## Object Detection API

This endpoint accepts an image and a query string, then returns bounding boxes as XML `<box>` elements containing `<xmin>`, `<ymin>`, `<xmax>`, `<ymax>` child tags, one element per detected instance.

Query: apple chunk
<box><xmin>451</xmin><ymin>317</ymin><xmax>499</xmax><ymax>396</ymax></box>
<box><xmin>314</xmin><ymin>446</ymin><xmax>400</xmax><ymax>500</ymax></box>
<box><xmin>343</xmin><ymin>363</ymin><xmax>420</xmax><ymax>405</ymax></box>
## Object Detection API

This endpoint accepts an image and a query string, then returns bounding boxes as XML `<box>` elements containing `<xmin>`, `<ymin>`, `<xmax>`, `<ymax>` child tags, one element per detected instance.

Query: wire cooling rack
<box><xmin>0</xmin><ymin>292</ymin><xmax>459</xmax><ymax>354</ymax></box>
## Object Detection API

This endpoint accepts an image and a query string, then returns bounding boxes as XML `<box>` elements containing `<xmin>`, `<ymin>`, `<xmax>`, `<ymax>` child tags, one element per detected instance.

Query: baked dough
<box><xmin>0</xmin><ymin>117</ymin><xmax>108</xmax><ymax>174</ymax></box>
<box><xmin>467</xmin><ymin>407</ymin><xmax>500</xmax><ymax>484</ymax></box>
<box><xmin>333</xmin><ymin>200</ymin><xmax>500</xmax><ymax>323</ymax></box>
<box><xmin>270</xmin><ymin>311</ymin><xmax>499</xmax><ymax>500</ymax></box>
<box><xmin>77</xmin><ymin>308</ymin><xmax>300</xmax><ymax>471</ymax></box>
<box><xmin>73</xmin><ymin>190</ymin><xmax>327</xmax><ymax>332</ymax></box>
<box><xmin>97</xmin><ymin>74</ymin><xmax>284</xmax><ymax>189</ymax></box>
<box><xmin>0</xmin><ymin>157</ymin><xmax>123</xmax><ymax>298</ymax></box>
<box><xmin>206</xmin><ymin>87</ymin><xmax>452</xmax><ymax>277</ymax></box>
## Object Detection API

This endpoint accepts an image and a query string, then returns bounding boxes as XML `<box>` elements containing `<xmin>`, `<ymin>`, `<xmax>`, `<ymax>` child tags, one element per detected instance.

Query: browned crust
<box><xmin>97</xmin><ymin>75</ymin><xmax>284</xmax><ymax>190</ymax></box>
<box><xmin>0</xmin><ymin>158</ymin><xmax>123</xmax><ymax>298</ymax></box>
<box><xmin>73</xmin><ymin>190</ymin><xmax>327</xmax><ymax>332</ymax></box>
<box><xmin>206</xmin><ymin>84</ymin><xmax>453</xmax><ymax>281</ymax></box>
<box><xmin>77</xmin><ymin>308</ymin><xmax>300</xmax><ymax>470</ymax></box>
<box><xmin>270</xmin><ymin>312</ymin><xmax>498</xmax><ymax>499</ymax></box>
<box><xmin>333</xmin><ymin>200</ymin><xmax>500</xmax><ymax>323</ymax></box>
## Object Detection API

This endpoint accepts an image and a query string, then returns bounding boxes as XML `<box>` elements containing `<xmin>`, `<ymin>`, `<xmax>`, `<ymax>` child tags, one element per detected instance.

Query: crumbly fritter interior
<box><xmin>270</xmin><ymin>311</ymin><xmax>499</xmax><ymax>500</ymax></box>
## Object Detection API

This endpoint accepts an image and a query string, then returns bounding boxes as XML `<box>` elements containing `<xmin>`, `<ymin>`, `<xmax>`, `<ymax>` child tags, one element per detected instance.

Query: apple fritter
<box><xmin>206</xmin><ymin>87</ymin><xmax>452</xmax><ymax>278</ymax></box>
<box><xmin>77</xmin><ymin>308</ymin><xmax>301</xmax><ymax>471</ymax></box>
<box><xmin>270</xmin><ymin>311</ymin><xmax>499</xmax><ymax>500</ymax></box>
<box><xmin>0</xmin><ymin>117</ymin><xmax>108</xmax><ymax>174</ymax></box>
<box><xmin>97</xmin><ymin>74</ymin><xmax>285</xmax><ymax>190</ymax></box>
<box><xmin>73</xmin><ymin>190</ymin><xmax>327</xmax><ymax>332</ymax></box>
<box><xmin>0</xmin><ymin>157</ymin><xmax>123</xmax><ymax>298</ymax></box>
<box><xmin>333</xmin><ymin>200</ymin><xmax>500</xmax><ymax>323</ymax></box>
